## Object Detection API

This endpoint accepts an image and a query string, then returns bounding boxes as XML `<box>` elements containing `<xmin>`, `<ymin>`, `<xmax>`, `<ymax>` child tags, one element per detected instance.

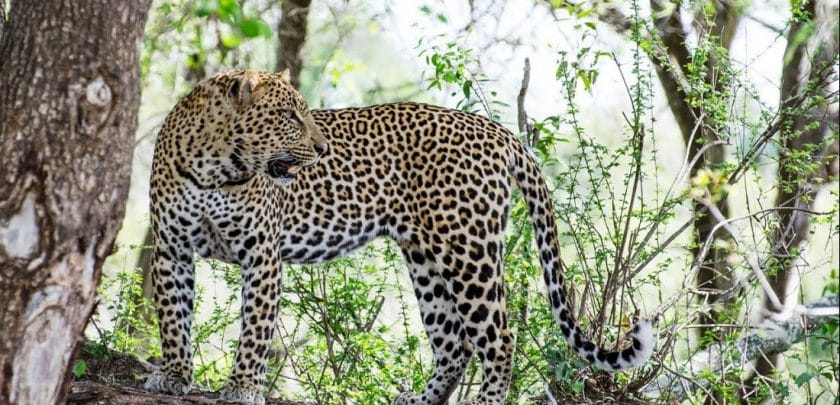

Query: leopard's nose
<box><xmin>314</xmin><ymin>142</ymin><xmax>329</xmax><ymax>156</ymax></box>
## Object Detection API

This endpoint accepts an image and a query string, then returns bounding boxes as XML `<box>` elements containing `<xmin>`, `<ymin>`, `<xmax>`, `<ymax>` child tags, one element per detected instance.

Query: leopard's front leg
<box><xmin>144</xmin><ymin>224</ymin><xmax>197</xmax><ymax>395</ymax></box>
<box><xmin>219</xmin><ymin>243</ymin><xmax>282</xmax><ymax>405</ymax></box>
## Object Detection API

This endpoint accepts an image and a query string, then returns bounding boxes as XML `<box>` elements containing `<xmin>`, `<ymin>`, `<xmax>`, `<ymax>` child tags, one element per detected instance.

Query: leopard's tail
<box><xmin>509</xmin><ymin>142</ymin><xmax>655</xmax><ymax>372</ymax></box>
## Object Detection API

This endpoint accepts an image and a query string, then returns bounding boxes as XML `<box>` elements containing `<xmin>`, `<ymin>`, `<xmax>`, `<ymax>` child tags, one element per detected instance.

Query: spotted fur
<box><xmin>144</xmin><ymin>70</ymin><xmax>655</xmax><ymax>405</ymax></box>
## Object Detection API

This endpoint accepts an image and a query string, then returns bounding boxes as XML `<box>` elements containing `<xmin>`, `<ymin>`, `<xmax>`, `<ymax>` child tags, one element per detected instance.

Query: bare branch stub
<box><xmin>516</xmin><ymin>58</ymin><xmax>539</xmax><ymax>149</ymax></box>
<box><xmin>517</xmin><ymin>57</ymin><xmax>530</xmax><ymax>135</ymax></box>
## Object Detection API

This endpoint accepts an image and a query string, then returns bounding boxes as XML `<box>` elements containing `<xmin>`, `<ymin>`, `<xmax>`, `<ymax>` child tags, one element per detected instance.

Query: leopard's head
<box><xmin>221</xmin><ymin>69</ymin><xmax>328</xmax><ymax>187</ymax></box>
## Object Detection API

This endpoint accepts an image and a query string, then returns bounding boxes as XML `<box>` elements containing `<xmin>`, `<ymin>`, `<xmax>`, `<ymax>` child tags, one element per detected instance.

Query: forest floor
<box><xmin>68</xmin><ymin>345</ymin><xmax>306</xmax><ymax>405</ymax></box>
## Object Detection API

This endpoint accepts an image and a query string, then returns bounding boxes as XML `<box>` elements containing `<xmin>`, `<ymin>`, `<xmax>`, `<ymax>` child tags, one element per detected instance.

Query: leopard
<box><xmin>143</xmin><ymin>69</ymin><xmax>656</xmax><ymax>405</ymax></box>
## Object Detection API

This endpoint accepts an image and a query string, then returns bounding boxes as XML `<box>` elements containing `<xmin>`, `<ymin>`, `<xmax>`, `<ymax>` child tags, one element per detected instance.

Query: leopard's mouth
<box><xmin>267</xmin><ymin>157</ymin><xmax>302</xmax><ymax>180</ymax></box>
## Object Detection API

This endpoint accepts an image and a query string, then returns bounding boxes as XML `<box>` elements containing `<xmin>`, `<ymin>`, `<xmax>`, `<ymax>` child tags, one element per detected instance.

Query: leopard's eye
<box><xmin>286</xmin><ymin>110</ymin><xmax>302</xmax><ymax>125</ymax></box>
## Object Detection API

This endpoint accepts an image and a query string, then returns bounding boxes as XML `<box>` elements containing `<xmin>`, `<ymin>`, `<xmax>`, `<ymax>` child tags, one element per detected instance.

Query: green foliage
<box><xmin>268</xmin><ymin>242</ymin><xmax>427</xmax><ymax>403</ymax></box>
<box><xmin>420</xmin><ymin>40</ymin><xmax>508</xmax><ymax>119</ymax></box>
<box><xmin>92</xmin><ymin>268</ymin><xmax>159</xmax><ymax>357</ymax></box>
<box><xmin>418</xmin><ymin>4</ymin><xmax>449</xmax><ymax>24</ymax></box>
<box><xmin>190</xmin><ymin>259</ymin><xmax>242</xmax><ymax>388</ymax></box>
<box><xmin>72</xmin><ymin>360</ymin><xmax>87</xmax><ymax>379</ymax></box>
<box><xmin>141</xmin><ymin>0</ymin><xmax>273</xmax><ymax>88</ymax></box>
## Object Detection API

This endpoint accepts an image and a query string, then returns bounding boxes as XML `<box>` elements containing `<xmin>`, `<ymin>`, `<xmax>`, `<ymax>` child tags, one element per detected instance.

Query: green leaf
<box><xmin>577</xmin><ymin>70</ymin><xmax>594</xmax><ymax>92</ymax></box>
<box><xmin>220</xmin><ymin>33</ymin><xmax>241</xmax><ymax>48</ymax></box>
<box><xmin>462</xmin><ymin>81</ymin><xmax>472</xmax><ymax>99</ymax></box>
<box><xmin>158</xmin><ymin>2</ymin><xmax>173</xmax><ymax>15</ymax></box>
<box><xmin>239</xmin><ymin>18</ymin><xmax>272</xmax><ymax>38</ymax></box>
<box><xmin>72</xmin><ymin>360</ymin><xmax>87</xmax><ymax>378</ymax></box>
<box><xmin>795</xmin><ymin>371</ymin><xmax>814</xmax><ymax>387</ymax></box>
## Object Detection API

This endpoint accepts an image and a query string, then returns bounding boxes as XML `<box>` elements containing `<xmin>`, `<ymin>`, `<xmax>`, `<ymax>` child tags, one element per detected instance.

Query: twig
<box><xmin>544</xmin><ymin>383</ymin><xmax>559</xmax><ymax>405</ymax></box>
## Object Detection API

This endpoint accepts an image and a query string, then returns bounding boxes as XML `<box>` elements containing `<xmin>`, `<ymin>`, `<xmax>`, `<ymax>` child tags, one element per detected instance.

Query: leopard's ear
<box><xmin>278</xmin><ymin>68</ymin><xmax>291</xmax><ymax>82</ymax></box>
<box><xmin>229</xmin><ymin>71</ymin><xmax>261</xmax><ymax>110</ymax></box>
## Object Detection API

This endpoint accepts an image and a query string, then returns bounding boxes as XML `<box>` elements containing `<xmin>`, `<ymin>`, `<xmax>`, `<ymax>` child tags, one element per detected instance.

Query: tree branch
<box><xmin>597</xmin><ymin>2</ymin><xmax>699</xmax><ymax>154</ymax></box>
<box><xmin>643</xmin><ymin>294</ymin><xmax>840</xmax><ymax>402</ymax></box>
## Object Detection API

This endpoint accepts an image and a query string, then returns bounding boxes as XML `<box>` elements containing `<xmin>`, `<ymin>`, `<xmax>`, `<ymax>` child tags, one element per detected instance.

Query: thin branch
<box><xmin>744</xmin><ymin>13</ymin><xmax>784</xmax><ymax>34</ymax></box>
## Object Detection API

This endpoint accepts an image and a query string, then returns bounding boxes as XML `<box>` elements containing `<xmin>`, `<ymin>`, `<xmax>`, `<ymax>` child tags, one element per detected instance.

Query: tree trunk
<box><xmin>0</xmin><ymin>1</ymin><xmax>151</xmax><ymax>404</ymax></box>
<box><xmin>276</xmin><ymin>0</ymin><xmax>312</xmax><ymax>88</ymax></box>
<box><xmin>750</xmin><ymin>0</ymin><xmax>839</xmax><ymax>388</ymax></box>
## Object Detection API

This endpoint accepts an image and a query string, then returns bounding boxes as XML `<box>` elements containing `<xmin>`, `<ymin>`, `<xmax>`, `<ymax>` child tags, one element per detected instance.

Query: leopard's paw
<box><xmin>391</xmin><ymin>391</ymin><xmax>420</xmax><ymax>405</ymax></box>
<box><xmin>143</xmin><ymin>369</ymin><xmax>191</xmax><ymax>395</ymax></box>
<box><xmin>219</xmin><ymin>380</ymin><xmax>265</xmax><ymax>405</ymax></box>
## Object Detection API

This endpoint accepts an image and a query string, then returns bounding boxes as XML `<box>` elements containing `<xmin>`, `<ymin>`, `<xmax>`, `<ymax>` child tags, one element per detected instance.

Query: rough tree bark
<box><xmin>276</xmin><ymin>0</ymin><xmax>312</xmax><ymax>88</ymax></box>
<box><xmin>0</xmin><ymin>1</ymin><xmax>151</xmax><ymax>404</ymax></box>
<box><xmin>750</xmin><ymin>0</ymin><xmax>839</xmax><ymax>387</ymax></box>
